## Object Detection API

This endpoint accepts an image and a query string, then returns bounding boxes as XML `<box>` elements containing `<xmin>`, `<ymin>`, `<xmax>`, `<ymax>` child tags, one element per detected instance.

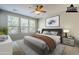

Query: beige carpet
<box><xmin>63</xmin><ymin>45</ymin><xmax>79</xmax><ymax>55</ymax></box>
<box><xmin>12</xmin><ymin>41</ymin><xmax>25</xmax><ymax>55</ymax></box>
<box><xmin>12</xmin><ymin>40</ymin><xmax>79</xmax><ymax>55</ymax></box>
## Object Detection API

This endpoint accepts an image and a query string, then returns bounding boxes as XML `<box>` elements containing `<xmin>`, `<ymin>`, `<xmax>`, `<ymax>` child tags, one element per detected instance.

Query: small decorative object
<box><xmin>0</xmin><ymin>35</ymin><xmax>8</xmax><ymax>42</ymax></box>
<box><xmin>46</xmin><ymin>16</ymin><xmax>59</xmax><ymax>27</ymax></box>
<box><xmin>63</xmin><ymin>29</ymin><xmax>70</xmax><ymax>38</ymax></box>
<box><xmin>66</xmin><ymin>4</ymin><xmax>78</xmax><ymax>13</ymax></box>
<box><xmin>0</xmin><ymin>27</ymin><xmax>8</xmax><ymax>35</ymax></box>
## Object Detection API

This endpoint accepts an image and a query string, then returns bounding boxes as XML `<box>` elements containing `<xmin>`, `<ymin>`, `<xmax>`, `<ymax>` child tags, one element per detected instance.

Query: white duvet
<box><xmin>24</xmin><ymin>34</ymin><xmax>60</xmax><ymax>50</ymax></box>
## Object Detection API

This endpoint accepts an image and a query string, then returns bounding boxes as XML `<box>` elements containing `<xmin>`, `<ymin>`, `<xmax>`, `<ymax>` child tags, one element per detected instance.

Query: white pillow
<box><xmin>43</xmin><ymin>31</ymin><xmax>50</xmax><ymax>35</ymax></box>
<box><xmin>50</xmin><ymin>31</ymin><xmax>58</xmax><ymax>35</ymax></box>
<box><xmin>43</xmin><ymin>31</ymin><xmax>58</xmax><ymax>35</ymax></box>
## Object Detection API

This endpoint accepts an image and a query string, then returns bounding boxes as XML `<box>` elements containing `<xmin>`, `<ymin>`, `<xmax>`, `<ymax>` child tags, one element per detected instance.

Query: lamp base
<box><xmin>65</xmin><ymin>33</ymin><xmax>68</xmax><ymax>38</ymax></box>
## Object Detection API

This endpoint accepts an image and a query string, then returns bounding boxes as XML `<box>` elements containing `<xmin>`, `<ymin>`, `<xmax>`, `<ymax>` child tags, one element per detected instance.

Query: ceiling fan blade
<box><xmin>41</xmin><ymin>11</ymin><xmax>46</xmax><ymax>13</ymax></box>
<box><xmin>31</xmin><ymin>4</ymin><xmax>47</xmax><ymax>14</ymax></box>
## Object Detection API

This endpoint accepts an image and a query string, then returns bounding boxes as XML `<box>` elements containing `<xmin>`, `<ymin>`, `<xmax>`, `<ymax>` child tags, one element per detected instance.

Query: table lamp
<box><xmin>63</xmin><ymin>29</ymin><xmax>70</xmax><ymax>38</ymax></box>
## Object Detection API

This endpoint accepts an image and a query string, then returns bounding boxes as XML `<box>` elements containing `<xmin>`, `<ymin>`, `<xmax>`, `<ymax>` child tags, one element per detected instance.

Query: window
<box><xmin>8</xmin><ymin>15</ymin><xmax>37</xmax><ymax>34</ymax></box>
<box><xmin>29</xmin><ymin>20</ymin><xmax>36</xmax><ymax>32</ymax></box>
<box><xmin>8</xmin><ymin>16</ymin><xmax>19</xmax><ymax>34</ymax></box>
<box><xmin>8</xmin><ymin>16</ymin><xmax>19</xmax><ymax>26</ymax></box>
<box><xmin>21</xmin><ymin>18</ymin><xmax>29</xmax><ymax>33</ymax></box>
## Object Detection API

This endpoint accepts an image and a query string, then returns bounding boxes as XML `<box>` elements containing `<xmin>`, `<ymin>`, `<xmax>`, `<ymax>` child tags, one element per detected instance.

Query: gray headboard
<box><xmin>41</xmin><ymin>28</ymin><xmax>63</xmax><ymax>43</ymax></box>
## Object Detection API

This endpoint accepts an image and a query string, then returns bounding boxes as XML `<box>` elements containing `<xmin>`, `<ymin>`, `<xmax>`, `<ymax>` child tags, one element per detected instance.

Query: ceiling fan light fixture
<box><xmin>33</xmin><ymin>5</ymin><xmax>46</xmax><ymax>15</ymax></box>
<box><xmin>35</xmin><ymin>11</ymin><xmax>41</xmax><ymax>14</ymax></box>
<box><xmin>66</xmin><ymin>4</ymin><xmax>78</xmax><ymax>13</ymax></box>
<box><xmin>35</xmin><ymin>11</ymin><xmax>41</xmax><ymax>15</ymax></box>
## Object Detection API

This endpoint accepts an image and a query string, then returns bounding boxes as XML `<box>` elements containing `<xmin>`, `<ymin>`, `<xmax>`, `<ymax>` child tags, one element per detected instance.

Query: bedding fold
<box><xmin>32</xmin><ymin>34</ymin><xmax>56</xmax><ymax>51</ymax></box>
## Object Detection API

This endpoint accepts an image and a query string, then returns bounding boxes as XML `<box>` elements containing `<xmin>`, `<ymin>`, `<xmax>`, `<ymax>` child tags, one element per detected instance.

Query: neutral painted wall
<box><xmin>38</xmin><ymin>12</ymin><xmax>79</xmax><ymax>40</ymax></box>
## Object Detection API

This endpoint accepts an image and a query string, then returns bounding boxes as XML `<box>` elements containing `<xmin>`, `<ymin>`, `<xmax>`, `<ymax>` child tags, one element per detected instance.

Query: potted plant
<box><xmin>0</xmin><ymin>27</ymin><xmax>8</xmax><ymax>35</ymax></box>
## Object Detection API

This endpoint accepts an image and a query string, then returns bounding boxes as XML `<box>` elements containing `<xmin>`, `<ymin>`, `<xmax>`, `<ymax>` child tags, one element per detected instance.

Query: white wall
<box><xmin>38</xmin><ymin>12</ymin><xmax>79</xmax><ymax>39</ymax></box>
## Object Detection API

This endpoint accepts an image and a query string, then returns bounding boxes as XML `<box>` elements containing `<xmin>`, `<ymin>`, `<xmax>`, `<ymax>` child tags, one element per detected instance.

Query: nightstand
<box><xmin>62</xmin><ymin>37</ymin><xmax>75</xmax><ymax>46</ymax></box>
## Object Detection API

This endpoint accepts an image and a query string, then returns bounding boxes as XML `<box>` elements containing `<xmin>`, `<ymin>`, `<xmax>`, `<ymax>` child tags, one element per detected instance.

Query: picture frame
<box><xmin>46</xmin><ymin>15</ymin><xmax>60</xmax><ymax>27</ymax></box>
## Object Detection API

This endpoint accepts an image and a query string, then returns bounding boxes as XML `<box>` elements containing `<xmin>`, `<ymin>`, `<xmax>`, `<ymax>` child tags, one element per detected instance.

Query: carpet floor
<box><xmin>12</xmin><ymin>40</ymin><xmax>79</xmax><ymax>55</ymax></box>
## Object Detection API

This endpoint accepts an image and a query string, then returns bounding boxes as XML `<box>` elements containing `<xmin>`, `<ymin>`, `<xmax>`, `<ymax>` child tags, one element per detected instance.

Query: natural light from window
<box><xmin>8</xmin><ymin>15</ymin><xmax>37</xmax><ymax>34</ymax></box>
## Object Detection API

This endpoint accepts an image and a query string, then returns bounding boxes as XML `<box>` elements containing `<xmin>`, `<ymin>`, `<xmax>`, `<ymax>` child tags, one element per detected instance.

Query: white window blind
<box><xmin>8</xmin><ymin>15</ymin><xmax>37</xmax><ymax>34</ymax></box>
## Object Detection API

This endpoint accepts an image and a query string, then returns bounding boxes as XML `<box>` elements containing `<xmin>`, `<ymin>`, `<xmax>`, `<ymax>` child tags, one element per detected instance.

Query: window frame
<box><xmin>8</xmin><ymin>15</ymin><xmax>37</xmax><ymax>34</ymax></box>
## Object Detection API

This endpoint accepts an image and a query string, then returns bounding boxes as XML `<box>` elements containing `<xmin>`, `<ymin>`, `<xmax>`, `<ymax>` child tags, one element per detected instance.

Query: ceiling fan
<box><xmin>32</xmin><ymin>5</ymin><xmax>47</xmax><ymax>15</ymax></box>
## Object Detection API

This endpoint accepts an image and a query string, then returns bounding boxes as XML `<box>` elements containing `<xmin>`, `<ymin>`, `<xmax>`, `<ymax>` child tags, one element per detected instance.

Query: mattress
<box><xmin>24</xmin><ymin>34</ymin><xmax>60</xmax><ymax>50</ymax></box>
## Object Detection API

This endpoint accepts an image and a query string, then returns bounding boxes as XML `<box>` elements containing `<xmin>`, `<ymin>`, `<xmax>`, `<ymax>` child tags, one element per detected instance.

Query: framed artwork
<box><xmin>46</xmin><ymin>16</ymin><xmax>60</xmax><ymax>27</ymax></box>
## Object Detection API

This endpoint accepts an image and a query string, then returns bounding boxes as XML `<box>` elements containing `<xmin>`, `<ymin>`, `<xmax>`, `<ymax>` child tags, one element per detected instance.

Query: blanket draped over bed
<box><xmin>32</xmin><ymin>34</ymin><xmax>56</xmax><ymax>52</ymax></box>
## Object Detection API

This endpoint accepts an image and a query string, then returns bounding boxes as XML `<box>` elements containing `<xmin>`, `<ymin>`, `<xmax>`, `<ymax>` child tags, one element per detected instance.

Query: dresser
<box><xmin>0</xmin><ymin>35</ymin><xmax>13</xmax><ymax>55</ymax></box>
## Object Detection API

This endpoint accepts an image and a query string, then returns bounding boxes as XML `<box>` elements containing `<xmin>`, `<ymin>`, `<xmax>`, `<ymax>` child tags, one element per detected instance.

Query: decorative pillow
<box><xmin>43</xmin><ymin>31</ymin><xmax>58</xmax><ymax>35</ymax></box>
<box><xmin>50</xmin><ymin>31</ymin><xmax>58</xmax><ymax>35</ymax></box>
<box><xmin>43</xmin><ymin>31</ymin><xmax>50</xmax><ymax>35</ymax></box>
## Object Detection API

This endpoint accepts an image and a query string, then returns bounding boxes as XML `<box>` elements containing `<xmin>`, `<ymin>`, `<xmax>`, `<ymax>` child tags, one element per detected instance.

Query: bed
<box><xmin>24</xmin><ymin>28</ymin><xmax>63</xmax><ymax>55</ymax></box>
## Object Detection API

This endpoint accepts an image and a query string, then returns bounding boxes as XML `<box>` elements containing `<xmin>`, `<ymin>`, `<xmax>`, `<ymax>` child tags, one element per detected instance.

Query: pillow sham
<box><xmin>43</xmin><ymin>31</ymin><xmax>58</xmax><ymax>35</ymax></box>
<box><xmin>50</xmin><ymin>31</ymin><xmax>58</xmax><ymax>35</ymax></box>
<box><xmin>43</xmin><ymin>31</ymin><xmax>50</xmax><ymax>35</ymax></box>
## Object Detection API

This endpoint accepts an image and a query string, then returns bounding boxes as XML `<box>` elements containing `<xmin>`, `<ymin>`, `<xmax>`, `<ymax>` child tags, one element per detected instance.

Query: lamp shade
<box><xmin>63</xmin><ymin>29</ymin><xmax>70</xmax><ymax>33</ymax></box>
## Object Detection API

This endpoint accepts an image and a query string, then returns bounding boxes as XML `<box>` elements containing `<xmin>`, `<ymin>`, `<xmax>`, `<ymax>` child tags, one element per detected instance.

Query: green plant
<box><xmin>0</xmin><ymin>27</ymin><xmax>8</xmax><ymax>35</ymax></box>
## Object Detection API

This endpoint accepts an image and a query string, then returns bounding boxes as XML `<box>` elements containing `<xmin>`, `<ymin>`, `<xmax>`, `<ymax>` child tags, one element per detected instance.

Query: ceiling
<box><xmin>0</xmin><ymin>4</ymin><xmax>79</xmax><ymax>19</ymax></box>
